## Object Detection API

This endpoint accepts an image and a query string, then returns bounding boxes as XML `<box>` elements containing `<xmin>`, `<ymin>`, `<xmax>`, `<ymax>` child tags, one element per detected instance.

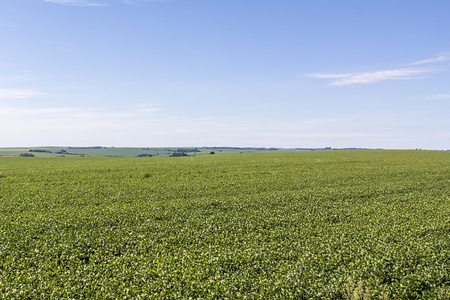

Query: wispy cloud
<box><xmin>258</xmin><ymin>132</ymin><xmax>379</xmax><ymax>139</ymax></box>
<box><xmin>308</xmin><ymin>68</ymin><xmax>435</xmax><ymax>86</ymax></box>
<box><xmin>5</xmin><ymin>23</ymin><xmax>21</xmax><ymax>28</ymax></box>
<box><xmin>309</xmin><ymin>52</ymin><xmax>449</xmax><ymax>86</ymax></box>
<box><xmin>0</xmin><ymin>76</ymin><xmax>28</xmax><ymax>82</ymax></box>
<box><xmin>426</xmin><ymin>94</ymin><xmax>450</xmax><ymax>100</ymax></box>
<box><xmin>122</xmin><ymin>0</ymin><xmax>169</xmax><ymax>4</ymax></box>
<box><xmin>0</xmin><ymin>107</ymin><xmax>74</xmax><ymax>116</ymax></box>
<box><xmin>410</xmin><ymin>52</ymin><xmax>450</xmax><ymax>65</ymax></box>
<box><xmin>45</xmin><ymin>0</ymin><xmax>107</xmax><ymax>6</ymax></box>
<box><xmin>307</xmin><ymin>73</ymin><xmax>352</xmax><ymax>79</ymax></box>
<box><xmin>0</xmin><ymin>89</ymin><xmax>47</xmax><ymax>99</ymax></box>
<box><xmin>0</xmin><ymin>104</ymin><xmax>162</xmax><ymax>121</ymax></box>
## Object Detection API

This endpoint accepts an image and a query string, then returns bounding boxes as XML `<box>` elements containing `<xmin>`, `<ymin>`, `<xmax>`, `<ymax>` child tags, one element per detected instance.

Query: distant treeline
<box><xmin>206</xmin><ymin>147</ymin><xmax>279</xmax><ymax>151</ymax></box>
<box><xmin>166</xmin><ymin>148</ymin><xmax>200</xmax><ymax>153</ymax></box>
<box><xmin>295</xmin><ymin>147</ymin><xmax>368</xmax><ymax>151</ymax></box>
<box><xmin>56</xmin><ymin>150</ymin><xmax>85</xmax><ymax>156</ymax></box>
<box><xmin>68</xmin><ymin>147</ymin><xmax>106</xmax><ymax>150</ymax></box>
<box><xmin>169</xmin><ymin>152</ymin><xmax>188</xmax><ymax>157</ymax></box>
<box><xmin>20</xmin><ymin>153</ymin><xmax>35</xmax><ymax>157</ymax></box>
<box><xmin>29</xmin><ymin>149</ymin><xmax>52</xmax><ymax>153</ymax></box>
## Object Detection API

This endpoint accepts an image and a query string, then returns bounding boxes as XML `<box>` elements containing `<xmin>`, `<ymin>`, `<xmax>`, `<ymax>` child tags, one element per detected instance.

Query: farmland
<box><xmin>1</xmin><ymin>150</ymin><xmax>450</xmax><ymax>298</ymax></box>
<box><xmin>0</xmin><ymin>146</ymin><xmax>294</xmax><ymax>158</ymax></box>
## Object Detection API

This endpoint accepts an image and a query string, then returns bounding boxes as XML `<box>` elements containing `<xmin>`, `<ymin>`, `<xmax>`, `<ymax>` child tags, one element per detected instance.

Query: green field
<box><xmin>0</xmin><ymin>146</ymin><xmax>295</xmax><ymax>158</ymax></box>
<box><xmin>1</xmin><ymin>150</ymin><xmax>450</xmax><ymax>298</ymax></box>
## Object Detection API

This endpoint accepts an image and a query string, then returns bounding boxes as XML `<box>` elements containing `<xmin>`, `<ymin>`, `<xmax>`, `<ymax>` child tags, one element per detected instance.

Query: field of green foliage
<box><xmin>1</xmin><ymin>150</ymin><xmax>450</xmax><ymax>299</ymax></box>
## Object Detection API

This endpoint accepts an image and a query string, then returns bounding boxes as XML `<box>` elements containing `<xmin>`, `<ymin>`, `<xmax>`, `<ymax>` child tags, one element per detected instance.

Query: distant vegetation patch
<box><xmin>68</xmin><ymin>146</ymin><xmax>107</xmax><ymax>150</ymax></box>
<box><xmin>29</xmin><ymin>149</ymin><xmax>52</xmax><ymax>153</ymax></box>
<box><xmin>166</xmin><ymin>148</ymin><xmax>201</xmax><ymax>153</ymax></box>
<box><xmin>169</xmin><ymin>152</ymin><xmax>189</xmax><ymax>157</ymax></box>
<box><xmin>19</xmin><ymin>153</ymin><xmax>35</xmax><ymax>157</ymax></box>
<box><xmin>55</xmin><ymin>149</ymin><xmax>85</xmax><ymax>156</ymax></box>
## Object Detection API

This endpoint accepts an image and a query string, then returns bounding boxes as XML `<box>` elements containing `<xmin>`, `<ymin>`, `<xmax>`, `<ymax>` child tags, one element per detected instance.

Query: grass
<box><xmin>1</xmin><ymin>150</ymin><xmax>450</xmax><ymax>298</ymax></box>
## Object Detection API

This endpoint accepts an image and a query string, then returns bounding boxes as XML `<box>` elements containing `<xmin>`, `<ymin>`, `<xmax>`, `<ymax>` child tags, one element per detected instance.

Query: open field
<box><xmin>0</xmin><ymin>148</ymin><xmax>28</xmax><ymax>152</ymax></box>
<box><xmin>1</xmin><ymin>150</ymin><xmax>450</xmax><ymax>298</ymax></box>
<box><xmin>0</xmin><ymin>148</ymin><xmax>29</xmax><ymax>157</ymax></box>
<box><xmin>0</xmin><ymin>146</ymin><xmax>360</xmax><ymax>158</ymax></box>
<box><xmin>0</xmin><ymin>146</ymin><xmax>294</xmax><ymax>158</ymax></box>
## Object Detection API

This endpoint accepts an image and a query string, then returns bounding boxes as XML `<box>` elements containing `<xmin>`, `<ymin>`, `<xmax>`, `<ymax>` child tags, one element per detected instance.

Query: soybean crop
<box><xmin>1</xmin><ymin>150</ymin><xmax>450</xmax><ymax>299</ymax></box>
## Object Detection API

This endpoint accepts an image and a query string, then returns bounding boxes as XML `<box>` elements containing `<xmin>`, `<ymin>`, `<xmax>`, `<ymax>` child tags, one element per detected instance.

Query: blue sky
<box><xmin>1</xmin><ymin>0</ymin><xmax>449</xmax><ymax>149</ymax></box>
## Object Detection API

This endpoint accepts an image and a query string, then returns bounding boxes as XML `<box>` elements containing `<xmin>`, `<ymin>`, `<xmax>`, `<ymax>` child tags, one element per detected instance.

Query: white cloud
<box><xmin>307</xmin><ymin>73</ymin><xmax>352</xmax><ymax>79</ymax></box>
<box><xmin>122</xmin><ymin>0</ymin><xmax>168</xmax><ymax>4</ymax></box>
<box><xmin>0</xmin><ymin>89</ymin><xmax>47</xmax><ymax>99</ymax></box>
<box><xmin>45</xmin><ymin>0</ymin><xmax>107</xmax><ymax>6</ymax></box>
<box><xmin>309</xmin><ymin>52</ymin><xmax>449</xmax><ymax>86</ymax></box>
<box><xmin>132</xmin><ymin>104</ymin><xmax>162</xmax><ymax>113</ymax></box>
<box><xmin>426</xmin><ymin>94</ymin><xmax>450</xmax><ymax>100</ymax></box>
<box><xmin>5</xmin><ymin>23</ymin><xmax>21</xmax><ymax>28</ymax></box>
<box><xmin>0</xmin><ymin>107</ymin><xmax>74</xmax><ymax>116</ymax></box>
<box><xmin>308</xmin><ymin>68</ymin><xmax>435</xmax><ymax>86</ymax></box>
<box><xmin>0</xmin><ymin>76</ymin><xmax>28</xmax><ymax>82</ymax></box>
<box><xmin>410</xmin><ymin>52</ymin><xmax>450</xmax><ymax>65</ymax></box>
<box><xmin>258</xmin><ymin>132</ymin><xmax>379</xmax><ymax>138</ymax></box>
<box><xmin>0</xmin><ymin>105</ymin><xmax>164</xmax><ymax>128</ymax></box>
